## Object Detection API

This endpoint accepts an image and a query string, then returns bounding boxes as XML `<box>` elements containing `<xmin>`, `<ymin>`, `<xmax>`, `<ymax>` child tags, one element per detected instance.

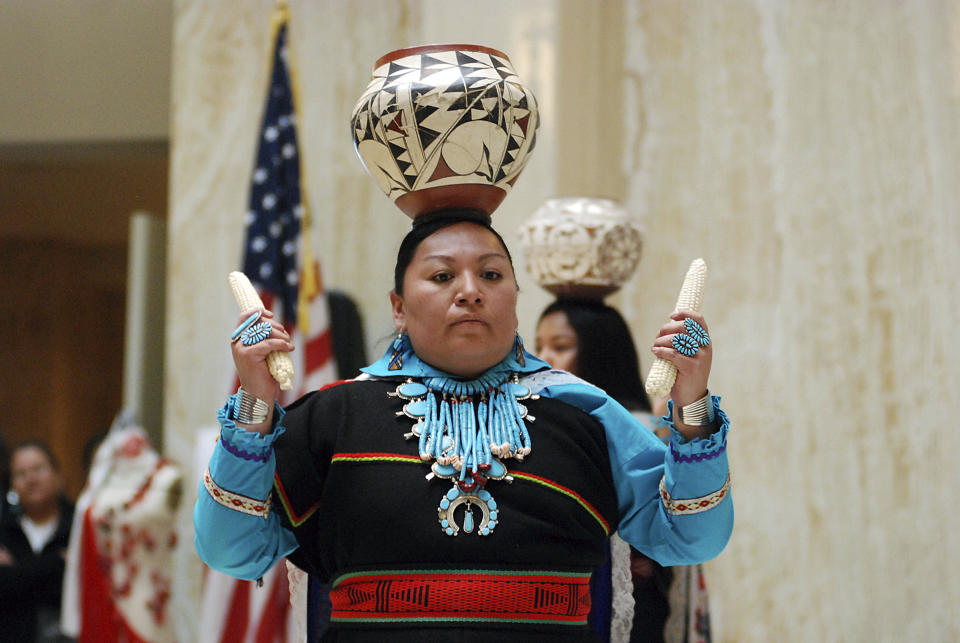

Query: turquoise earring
<box><xmin>389</xmin><ymin>332</ymin><xmax>407</xmax><ymax>371</ymax></box>
<box><xmin>513</xmin><ymin>332</ymin><xmax>526</xmax><ymax>367</ymax></box>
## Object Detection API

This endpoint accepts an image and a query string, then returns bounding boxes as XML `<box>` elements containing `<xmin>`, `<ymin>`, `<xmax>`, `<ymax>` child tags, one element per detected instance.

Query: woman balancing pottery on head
<box><xmin>522</xmin><ymin>198</ymin><xmax>713</xmax><ymax>643</ymax></box>
<box><xmin>195</xmin><ymin>45</ymin><xmax>733</xmax><ymax>642</ymax></box>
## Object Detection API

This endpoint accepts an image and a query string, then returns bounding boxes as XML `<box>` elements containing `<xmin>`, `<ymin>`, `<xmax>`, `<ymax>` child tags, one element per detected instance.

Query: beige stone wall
<box><xmin>616</xmin><ymin>1</ymin><xmax>960</xmax><ymax>640</ymax></box>
<box><xmin>167</xmin><ymin>1</ymin><xmax>960</xmax><ymax>640</ymax></box>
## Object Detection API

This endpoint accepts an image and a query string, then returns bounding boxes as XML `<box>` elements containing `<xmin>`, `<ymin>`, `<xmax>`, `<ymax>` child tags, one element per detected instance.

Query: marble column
<box><xmin>619</xmin><ymin>2</ymin><xmax>960</xmax><ymax>640</ymax></box>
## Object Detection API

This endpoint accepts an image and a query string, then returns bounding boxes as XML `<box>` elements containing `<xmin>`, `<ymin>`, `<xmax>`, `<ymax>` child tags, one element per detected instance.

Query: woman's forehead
<box><xmin>414</xmin><ymin>222</ymin><xmax>510</xmax><ymax>261</ymax></box>
<box><xmin>12</xmin><ymin>446</ymin><xmax>52</xmax><ymax>468</ymax></box>
<box><xmin>538</xmin><ymin>310</ymin><xmax>576</xmax><ymax>334</ymax></box>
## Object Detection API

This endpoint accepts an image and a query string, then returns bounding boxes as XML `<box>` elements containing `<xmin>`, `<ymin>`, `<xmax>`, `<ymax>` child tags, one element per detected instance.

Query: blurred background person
<box><xmin>0</xmin><ymin>440</ymin><xmax>75</xmax><ymax>642</ymax></box>
<box><xmin>60</xmin><ymin>420</ymin><xmax>182</xmax><ymax>643</ymax></box>
<box><xmin>523</xmin><ymin>198</ymin><xmax>710</xmax><ymax>643</ymax></box>
<box><xmin>0</xmin><ymin>430</ymin><xmax>11</xmax><ymax>523</ymax></box>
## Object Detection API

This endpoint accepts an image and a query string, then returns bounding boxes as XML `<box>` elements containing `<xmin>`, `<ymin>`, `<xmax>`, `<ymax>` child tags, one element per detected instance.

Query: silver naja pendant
<box><xmin>389</xmin><ymin>377</ymin><xmax>531</xmax><ymax>537</ymax></box>
<box><xmin>438</xmin><ymin>486</ymin><xmax>498</xmax><ymax>536</ymax></box>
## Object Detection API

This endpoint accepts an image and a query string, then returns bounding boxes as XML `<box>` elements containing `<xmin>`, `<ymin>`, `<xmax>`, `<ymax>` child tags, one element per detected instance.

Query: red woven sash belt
<box><xmin>329</xmin><ymin>568</ymin><xmax>593</xmax><ymax>625</ymax></box>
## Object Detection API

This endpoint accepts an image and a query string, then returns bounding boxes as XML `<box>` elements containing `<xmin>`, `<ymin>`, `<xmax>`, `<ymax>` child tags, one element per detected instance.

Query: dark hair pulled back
<box><xmin>393</xmin><ymin>209</ymin><xmax>516</xmax><ymax>295</ymax></box>
<box><xmin>539</xmin><ymin>299</ymin><xmax>652</xmax><ymax>412</ymax></box>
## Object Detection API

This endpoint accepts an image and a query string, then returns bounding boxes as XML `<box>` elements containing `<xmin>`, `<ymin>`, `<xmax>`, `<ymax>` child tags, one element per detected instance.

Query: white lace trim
<box><xmin>609</xmin><ymin>532</ymin><xmax>637</xmax><ymax>642</ymax></box>
<box><xmin>286</xmin><ymin>561</ymin><xmax>308</xmax><ymax>643</ymax></box>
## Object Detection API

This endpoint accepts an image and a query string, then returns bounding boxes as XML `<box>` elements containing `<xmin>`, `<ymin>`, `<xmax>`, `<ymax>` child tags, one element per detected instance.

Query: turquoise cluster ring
<box><xmin>683</xmin><ymin>317</ymin><xmax>710</xmax><ymax>347</ymax></box>
<box><xmin>672</xmin><ymin>333</ymin><xmax>700</xmax><ymax>357</ymax></box>
<box><xmin>240</xmin><ymin>321</ymin><xmax>273</xmax><ymax>346</ymax></box>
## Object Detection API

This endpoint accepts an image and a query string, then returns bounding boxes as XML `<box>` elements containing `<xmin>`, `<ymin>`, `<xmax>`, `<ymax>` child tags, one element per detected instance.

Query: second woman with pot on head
<box><xmin>524</xmin><ymin>198</ymin><xmax>713</xmax><ymax>643</ymax></box>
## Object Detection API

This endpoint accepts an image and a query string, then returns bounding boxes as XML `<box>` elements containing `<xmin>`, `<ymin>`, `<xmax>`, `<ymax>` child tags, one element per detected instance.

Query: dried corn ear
<box><xmin>645</xmin><ymin>259</ymin><xmax>707</xmax><ymax>399</ymax></box>
<box><xmin>228</xmin><ymin>271</ymin><xmax>294</xmax><ymax>390</ymax></box>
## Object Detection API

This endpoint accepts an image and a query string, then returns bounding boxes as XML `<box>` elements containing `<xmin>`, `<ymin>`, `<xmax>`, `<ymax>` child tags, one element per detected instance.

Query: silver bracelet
<box><xmin>233</xmin><ymin>387</ymin><xmax>270</xmax><ymax>425</ymax></box>
<box><xmin>677</xmin><ymin>390</ymin><xmax>715</xmax><ymax>426</ymax></box>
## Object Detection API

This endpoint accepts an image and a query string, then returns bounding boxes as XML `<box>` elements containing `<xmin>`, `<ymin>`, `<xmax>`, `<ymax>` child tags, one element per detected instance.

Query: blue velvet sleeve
<box><xmin>537</xmin><ymin>380</ymin><xmax>733</xmax><ymax>566</ymax></box>
<box><xmin>193</xmin><ymin>393</ymin><xmax>300</xmax><ymax>580</ymax></box>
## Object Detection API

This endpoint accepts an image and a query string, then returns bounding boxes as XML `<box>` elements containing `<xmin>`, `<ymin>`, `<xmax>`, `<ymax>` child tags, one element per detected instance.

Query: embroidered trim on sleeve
<box><xmin>219</xmin><ymin>434</ymin><xmax>272</xmax><ymax>462</ymax></box>
<box><xmin>203</xmin><ymin>468</ymin><xmax>272</xmax><ymax>519</ymax></box>
<box><xmin>670</xmin><ymin>441</ymin><xmax>726</xmax><ymax>463</ymax></box>
<box><xmin>659</xmin><ymin>474</ymin><xmax>730</xmax><ymax>515</ymax></box>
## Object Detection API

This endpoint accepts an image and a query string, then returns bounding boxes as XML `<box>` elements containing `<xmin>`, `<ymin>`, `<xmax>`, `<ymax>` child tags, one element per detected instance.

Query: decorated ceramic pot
<box><xmin>351</xmin><ymin>44</ymin><xmax>540</xmax><ymax>219</ymax></box>
<box><xmin>519</xmin><ymin>197</ymin><xmax>644</xmax><ymax>299</ymax></box>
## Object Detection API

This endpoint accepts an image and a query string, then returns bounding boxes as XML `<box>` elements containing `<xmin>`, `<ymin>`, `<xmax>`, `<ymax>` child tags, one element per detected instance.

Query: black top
<box><xmin>272</xmin><ymin>378</ymin><xmax>618</xmax><ymax>642</ymax></box>
<box><xmin>0</xmin><ymin>497</ymin><xmax>74</xmax><ymax>643</ymax></box>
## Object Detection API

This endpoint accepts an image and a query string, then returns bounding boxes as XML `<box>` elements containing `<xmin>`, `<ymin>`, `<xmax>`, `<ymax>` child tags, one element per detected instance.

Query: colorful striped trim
<box><xmin>273</xmin><ymin>474</ymin><xmax>321</xmax><ymax>527</ymax></box>
<box><xmin>317</xmin><ymin>378</ymin><xmax>354</xmax><ymax>392</ymax></box>
<box><xmin>203</xmin><ymin>468</ymin><xmax>271</xmax><ymax>519</ymax></box>
<box><xmin>333</xmin><ymin>568</ymin><xmax>592</xmax><ymax>585</ymax></box>
<box><xmin>329</xmin><ymin>568</ymin><xmax>592</xmax><ymax>625</ymax></box>
<box><xmin>510</xmin><ymin>471</ymin><xmax>610</xmax><ymax>536</ymax></box>
<box><xmin>659</xmin><ymin>474</ymin><xmax>731</xmax><ymax>515</ymax></box>
<box><xmin>329</xmin><ymin>453</ymin><xmax>609</xmax><ymax>536</ymax></box>
<box><xmin>331</xmin><ymin>452</ymin><xmax>423</xmax><ymax>465</ymax></box>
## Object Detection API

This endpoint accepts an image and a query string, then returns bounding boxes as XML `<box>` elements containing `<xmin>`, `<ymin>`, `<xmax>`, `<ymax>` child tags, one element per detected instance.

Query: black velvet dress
<box><xmin>272</xmin><ymin>379</ymin><xmax>619</xmax><ymax>642</ymax></box>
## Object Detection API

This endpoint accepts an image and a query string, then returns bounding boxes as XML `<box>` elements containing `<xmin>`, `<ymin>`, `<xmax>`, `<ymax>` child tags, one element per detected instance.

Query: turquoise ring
<box><xmin>240</xmin><ymin>321</ymin><xmax>272</xmax><ymax>346</ymax></box>
<box><xmin>672</xmin><ymin>333</ymin><xmax>699</xmax><ymax>357</ymax></box>
<box><xmin>684</xmin><ymin>318</ymin><xmax>710</xmax><ymax>346</ymax></box>
<box><xmin>231</xmin><ymin>310</ymin><xmax>262</xmax><ymax>343</ymax></box>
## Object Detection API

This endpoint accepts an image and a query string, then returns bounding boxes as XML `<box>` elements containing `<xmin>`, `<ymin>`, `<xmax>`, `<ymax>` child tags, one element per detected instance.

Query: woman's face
<box><xmin>390</xmin><ymin>222</ymin><xmax>519</xmax><ymax>378</ymax></box>
<box><xmin>535</xmin><ymin>310</ymin><xmax>579</xmax><ymax>373</ymax></box>
<box><xmin>11</xmin><ymin>446</ymin><xmax>60</xmax><ymax>517</ymax></box>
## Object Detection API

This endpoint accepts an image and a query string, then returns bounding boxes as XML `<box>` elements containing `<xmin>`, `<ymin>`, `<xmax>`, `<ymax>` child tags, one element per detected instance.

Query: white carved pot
<box><xmin>519</xmin><ymin>198</ymin><xmax>644</xmax><ymax>299</ymax></box>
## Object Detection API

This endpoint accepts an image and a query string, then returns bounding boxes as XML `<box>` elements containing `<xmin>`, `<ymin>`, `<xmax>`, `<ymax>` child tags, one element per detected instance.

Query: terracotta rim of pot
<box><xmin>395</xmin><ymin>184</ymin><xmax>508</xmax><ymax>220</ymax></box>
<box><xmin>375</xmin><ymin>43</ymin><xmax>510</xmax><ymax>69</ymax></box>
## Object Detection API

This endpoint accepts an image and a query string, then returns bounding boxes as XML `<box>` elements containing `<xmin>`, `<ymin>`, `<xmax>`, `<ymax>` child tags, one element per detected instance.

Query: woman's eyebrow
<box><xmin>422</xmin><ymin>254</ymin><xmax>455</xmax><ymax>263</ymax></box>
<box><xmin>422</xmin><ymin>252</ymin><xmax>508</xmax><ymax>262</ymax></box>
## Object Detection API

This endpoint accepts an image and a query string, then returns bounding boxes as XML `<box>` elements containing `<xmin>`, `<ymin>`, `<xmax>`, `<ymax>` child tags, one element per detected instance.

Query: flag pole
<box><xmin>270</xmin><ymin>0</ymin><xmax>321</xmax><ymax>330</ymax></box>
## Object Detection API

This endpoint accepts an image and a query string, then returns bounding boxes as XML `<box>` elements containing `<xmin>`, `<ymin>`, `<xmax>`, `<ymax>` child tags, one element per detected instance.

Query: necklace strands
<box><xmin>389</xmin><ymin>373</ymin><xmax>537</xmax><ymax>536</ymax></box>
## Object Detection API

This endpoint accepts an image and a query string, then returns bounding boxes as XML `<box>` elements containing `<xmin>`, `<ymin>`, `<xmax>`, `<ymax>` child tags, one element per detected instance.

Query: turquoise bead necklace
<box><xmin>391</xmin><ymin>370</ymin><xmax>536</xmax><ymax>536</ymax></box>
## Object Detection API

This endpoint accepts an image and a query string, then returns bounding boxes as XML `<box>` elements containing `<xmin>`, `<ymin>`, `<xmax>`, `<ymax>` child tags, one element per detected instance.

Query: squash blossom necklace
<box><xmin>389</xmin><ymin>369</ymin><xmax>536</xmax><ymax>536</ymax></box>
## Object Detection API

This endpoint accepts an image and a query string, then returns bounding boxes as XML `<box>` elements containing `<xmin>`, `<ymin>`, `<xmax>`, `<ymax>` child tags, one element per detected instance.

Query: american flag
<box><xmin>201</xmin><ymin>14</ymin><xmax>335</xmax><ymax>643</ymax></box>
<box><xmin>240</xmin><ymin>20</ymin><xmax>336</xmax><ymax>403</ymax></box>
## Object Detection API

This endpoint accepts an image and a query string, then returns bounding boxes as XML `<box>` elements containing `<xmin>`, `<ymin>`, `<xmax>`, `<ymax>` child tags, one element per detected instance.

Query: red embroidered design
<box><xmin>659</xmin><ymin>474</ymin><xmax>730</xmax><ymax>515</ymax></box>
<box><xmin>329</xmin><ymin>569</ymin><xmax>592</xmax><ymax>624</ymax></box>
<box><xmin>203</xmin><ymin>468</ymin><xmax>272</xmax><ymax>518</ymax></box>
